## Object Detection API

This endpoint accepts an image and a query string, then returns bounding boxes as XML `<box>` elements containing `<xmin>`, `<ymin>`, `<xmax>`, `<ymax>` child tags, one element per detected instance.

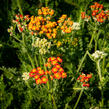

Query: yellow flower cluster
<box><xmin>28</xmin><ymin>8</ymin><xmax>57</xmax><ymax>39</ymax></box>
<box><xmin>38</xmin><ymin>7</ymin><xmax>54</xmax><ymax>17</ymax></box>
<box><xmin>53</xmin><ymin>40</ymin><xmax>62</xmax><ymax>48</ymax></box>
<box><xmin>57</xmin><ymin>15</ymin><xmax>73</xmax><ymax>33</ymax></box>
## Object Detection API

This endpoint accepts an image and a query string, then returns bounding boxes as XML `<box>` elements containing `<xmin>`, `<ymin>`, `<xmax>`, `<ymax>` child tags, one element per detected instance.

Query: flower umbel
<box><xmin>22</xmin><ymin>72</ymin><xmax>29</xmax><ymax>81</ymax></box>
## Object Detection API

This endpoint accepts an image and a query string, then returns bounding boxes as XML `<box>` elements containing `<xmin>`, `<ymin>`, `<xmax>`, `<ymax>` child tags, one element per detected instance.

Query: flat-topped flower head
<box><xmin>36</xmin><ymin>78</ymin><xmax>42</xmax><ymax>85</ymax></box>
<box><xmin>81</xmin><ymin>2</ymin><xmax>109</xmax><ymax>23</ymax></box>
<box><xmin>92</xmin><ymin>50</ymin><xmax>107</xmax><ymax>61</ymax></box>
<box><xmin>57</xmin><ymin>15</ymin><xmax>73</xmax><ymax>33</ymax></box>
<box><xmin>29</xmin><ymin>57</ymin><xmax>67</xmax><ymax>85</ymax></box>
<box><xmin>22</xmin><ymin>72</ymin><xmax>29</xmax><ymax>81</ymax></box>
<box><xmin>29</xmin><ymin>68</ymin><xmax>37</xmax><ymax>77</ymax></box>
<box><xmin>54</xmin><ymin>72</ymin><xmax>61</xmax><ymax>79</ymax></box>
<box><xmin>77</xmin><ymin>73</ymin><xmax>92</xmax><ymax>87</ymax></box>
<box><xmin>41</xmin><ymin>76</ymin><xmax>48</xmax><ymax>84</ymax></box>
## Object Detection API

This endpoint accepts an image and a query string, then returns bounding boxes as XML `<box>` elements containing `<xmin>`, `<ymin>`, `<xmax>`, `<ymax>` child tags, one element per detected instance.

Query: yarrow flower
<box><xmin>38</xmin><ymin>7</ymin><xmax>54</xmax><ymax>16</ymax></box>
<box><xmin>77</xmin><ymin>73</ymin><xmax>92</xmax><ymax>87</ymax></box>
<box><xmin>81</xmin><ymin>2</ymin><xmax>109</xmax><ymax>23</ymax></box>
<box><xmin>91</xmin><ymin>50</ymin><xmax>107</xmax><ymax>61</ymax></box>
<box><xmin>22</xmin><ymin>72</ymin><xmax>29</xmax><ymax>81</ymax></box>
<box><xmin>29</xmin><ymin>57</ymin><xmax>67</xmax><ymax>85</ymax></box>
<box><xmin>57</xmin><ymin>14</ymin><xmax>73</xmax><ymax>33</ymax></box>
<box><xmin>32</xmin><ymin>37</ymin><xmax>51</xmax><ymax>54</ymax></box>
<box><xmin>7</xmin><ymin>26</ymin><xmax>13</xmax><ymax>36</ymax></box>
<box><xmin>28</xmin><ymin>8</ymin><xmax>57</xmax><ymax>39</ymax></box>
<box><xmin>72</xmin><ymin>22</ymin><xmax>80</xmax><ymax>30</ymax></box>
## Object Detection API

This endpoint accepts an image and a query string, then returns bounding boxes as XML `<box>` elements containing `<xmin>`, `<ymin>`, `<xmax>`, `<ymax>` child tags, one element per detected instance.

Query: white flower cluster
<box><xmin>92</xmin><ymin>50</ymin><xmax>107</xmax><ymax>60</ymax></box>
<box><xmin>32</xmin><ymin>37</ymin><xmax>51</xmax><ymax>54</ymax></box>
<box><xmin>72</xmin><ymin>22</ymin><xmax>80</xmax><ymax>30</ymax></box>
<box><xmin>22</xmin><ymin>72</ymin><xmax>29</xmax><ymax>81</ymax></box>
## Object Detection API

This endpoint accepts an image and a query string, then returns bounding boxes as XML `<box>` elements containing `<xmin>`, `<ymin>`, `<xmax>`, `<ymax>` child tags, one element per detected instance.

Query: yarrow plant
<box><xmin>32</xmin><ymin>37</ymin><xmax>51</xmax><ymax>54</ymax></box>
<box><xmin>91</xmin><ymin>50</ymin><xmax>107</xmax><ymax>61</ymax></box>
<box><xmin>6</xmin><ymin>2</ymin><xmax>109</xmax><ymax>108</ymax></box>
<box><xmin>22</xmin><ymin>72</ymin><xmax>29</xmax><ymax>81</ymax></box>
<box><xmin>81</xmin><ymin>2</ymin><xmax>109</xmax><ymax>23</ymax></box>
<box><xmin>77</xmin><ymin>73</ymin><xmax>92</xmax><ymax>87</ymax></box>
<box><xmin>29</xmin><ymin>57</ymin><xmax>67</xmax><ymax>85</ymax></box>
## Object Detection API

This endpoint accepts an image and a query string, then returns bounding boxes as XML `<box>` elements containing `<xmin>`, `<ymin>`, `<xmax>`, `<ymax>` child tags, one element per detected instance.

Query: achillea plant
<box><xmin>77</xmin><ymin>73</ymin><xmax>92</xmax><ymax>87</ymax></box>
<box><xmin>29</xmin><ymin>57</ymin><xmax>67</xmax><ymax>85</ymax></box>
<box><xmin>6</xmin><ymin>2</ymin><xmax>109</xmax><ymax>108</ymax></box>
<box><xmin>81</xmin><ymin>2</ymin><xmax>109</xmax><ymax>23</ymax></box>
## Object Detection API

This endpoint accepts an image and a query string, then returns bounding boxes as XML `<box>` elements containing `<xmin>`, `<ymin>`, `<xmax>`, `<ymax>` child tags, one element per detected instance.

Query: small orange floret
<box><xmin>55</xmin><ymin>64</ymin><xmax>61</xmax><ymax>69</ymax></box>
<box><xmin>54</xmin><ymin>73</ymin><xmax>61</xmax><ymax>79</ymax></box>
<box><xmin>36</xmin><ymin>78</ymin><xmax>42</xmax><ymax>84</ymax></box>
<box><xmin>41</xmin><ymin>76</ymin><xmax>48</xmax><ymax>84</ymax></box>
<box><xmin>50</xmin><ymin>75</ymin><xmax>53</xmax><ymax>80</ymax></box>
<box><xmin>87</xmin><ymin>74</ymin><xmax>92</xmax><ymax>78</ymax></box>
<box><xmin>45</xmin><ymin>62</ymin><xmax>51</xmax><ymax>68</ymax></box>
<box><xmin>37</xmin><ymin>67</ymin><xmax>42</xmax><ymax>71</ymax></box>
<box><xmin>38</xmin><ymin>70</ymin><xmax>45</xmax><ymax>76</ymax></box>
<box><xmin>51</xmin><ymin>60</ymin><xmax>58</xmax><ymax>65</ymax></box>
<box><xmin>61</xmin><ymin>72</ymin><xmax>67</xmax><ymax>78</ymax></box>
<box><xmin>34</xmin><ymin>75</ymin><xmax>40</xmax><ymax>80</ymax></box>
<box><xmin>57</xmin><ymin>57</ymin><xmax>62</xmax><ymax>63</ymax></box>
<box><xmin>31</xmin><ymin>68</ymin><xmax>37</xmax><ymax>73</ymax></box>
<box><xmin>52</xmin><ymin>67</ymin><xmax>58</xmax><ymax>73</ymax></box>
<box><xmin>59</xmin><ymin>67</ymin><xmax>64</xmax><ymax>73</ymax></box>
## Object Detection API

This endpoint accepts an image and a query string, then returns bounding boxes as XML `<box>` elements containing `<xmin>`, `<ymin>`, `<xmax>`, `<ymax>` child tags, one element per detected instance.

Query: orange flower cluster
<box><xmin>29</xmin><ymin>67</ymin><xmax>48</xmax><ymax>84</ymax></box>
<box><xmin>46</xmin><ymin>57</ymin><xmax>67</xmax><ymax>79</ymax></box>
<box><xmin>38</xmin><ymin>7</ymin><xmax>54</xmax><ymax>16</ymax></box>
<box><xmin>77</xmin><ymin>73</ymin><xmax>92</xmax><ymax>87</ymax></box>
<box><xmin>81</xmin><ymin>12</ymin><xmax>90</xmax><ymax>20</ymax></box>
<box><xmin>81</xmin><ymin>2</ymin><xmax>109</xmax><ymax>23</ymax></box>
<box><xmin>28</xmin><ymin>8</ymin><xmax>57</xmax><ymax>39</ymax></box>
<box><xmin>12</xmin><ymin>14</ymin><xmax>30</xmax><ymax>32</ymax></box>
<box><xmin>29</xmin><ymin>57</ymin><xmax>67</xmax><ymax>85</ymax></box>
<box><xmin>57</xmin><ymin>15</ymin><xmax>73</xmax><ymax>33</ymax></box>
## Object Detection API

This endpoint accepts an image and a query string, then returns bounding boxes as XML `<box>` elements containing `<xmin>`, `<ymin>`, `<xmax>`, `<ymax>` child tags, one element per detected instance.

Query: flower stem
<box><xmin>42</xmin><ymin>56</ymin><xmax>51</xmax><ymax>101</ymax></box>
<box><xmin>22</xmin><ymin>33</ymin><xmax>35</xmax><ymax>68</ymax></box>
<box><xmin>96</xmin><ymin>61</ymin><xmax>102</xmax><ymax>82</ymax></box>
<box><xmin>94</xmin><ymin>30</ymin><xmax>101</xmax><ymax>51</ymax></box>
<box><xmin>96</xmin><ymin>61</ymin><xmax>104</xmax><ymax>107</ymax></box>
<box><xmin>77</xmin><ymin>51</ymin><xmax>88</xmax><ymax>73</ymax></box>
<box><xmin>52</xmin><ymin>95</ymin><xmax>57</xmax><ymax>109</ymax></box>
<box><xmin>73</xmin><ymin>89</ymin><xmax>83</xmax><ymax>109</ymax></box>
<box><xmin>77</xmin><ymin>30</ymin><xmax>95</xmax><ymax>73</ymax></box>
<box><xmin>17</xmin><ymin>0</ymin><xmax>23</xmax><ymax>15</ymax></box>
<box><xmin>35</xmin><ymin>55</ymin><xmax>39</xmax><ymax>67</ymax></box>
<box><xmin>45</xmin><ymin>0</ymin><xmax>49</xmax><ymax>7</ymax></box>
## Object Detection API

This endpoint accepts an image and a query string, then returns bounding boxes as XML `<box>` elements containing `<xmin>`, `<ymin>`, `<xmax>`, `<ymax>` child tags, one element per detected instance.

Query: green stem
<box><xmin>95</xmin><ymin>41</ymin><xmax>97</xmax><ymax>51</ymax></box>
<box><xmin>96</xmin><ymin>61</ymin><xmax>104</xmax><ymax>107</ymax></box>
<box><xmin>77</xmin><ymin>51</ymin><xmax>88</xmax><ymax>73</ymax></box>
<box><xmin>101</xmin><ymin>87</ymin><xmax>104</xmax><ymax>107</ymax></box>
<box><xmin>52</xmin><ymin>95</ymin><xmax>57</xmax><ymax>109</ymax></box>
<box><xmin>42</xmin><ymin>56</ymin><xmax>51</xmax><ymax>101</ymax></box>
<box><xmin>94</xmin><ymin>30</ymin><xmax>101</xmax><ymax>51</ymax></box>
<box><xmin>17</xmin><ymin>0</ymin><xmax>23</xmax><ymax>15</ymax></box>
<box><xmin>22</xmin><ymin>33</ymin><xmax>35</xmax><ymax>68</ymax></box>
<box><xmin>45</xmin><ymin>0</ymin><xmax>49</xmax><ymax>7</ymax></box>
<box><xmin>77</xmin><ymin>30</ymin><xmax>95</xmax><ymax>73</ymax></box>
<box><xmin>96</xmin><ymin>61</ymin><xmax>102</xmax><ymax>82</ymax></box>
<box><xmin>27</xmin><ymin>53</ymin><xmax>35</xmax><ymax>68</ymax></box>
<box><xmin>102</xmin><ymin>58</ymin><xmax>105</xmax><ymax>74</ymax></box>
<box><xmin>35</xmin><ymin>55</ymin><xmax>39</xmax><ymax>67</ymax></box>
<box><xmin>73</xmin><ymin>89</ymin><xmax>83</xmax><ymax>109</ymax></box>
<box><xmin>88</xmin><ymin>31</ymin><xmax>95</xmax><ymax>49</ymax></box>
<box><xmin>12</xmin><ymin>35</ymin><xmax>22</xmax><ymax>43</ymax></box>
<box><xmin>39</xmin><ymin>55</ymin><xmax>42</xmax><ymax>67</ymax></box>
